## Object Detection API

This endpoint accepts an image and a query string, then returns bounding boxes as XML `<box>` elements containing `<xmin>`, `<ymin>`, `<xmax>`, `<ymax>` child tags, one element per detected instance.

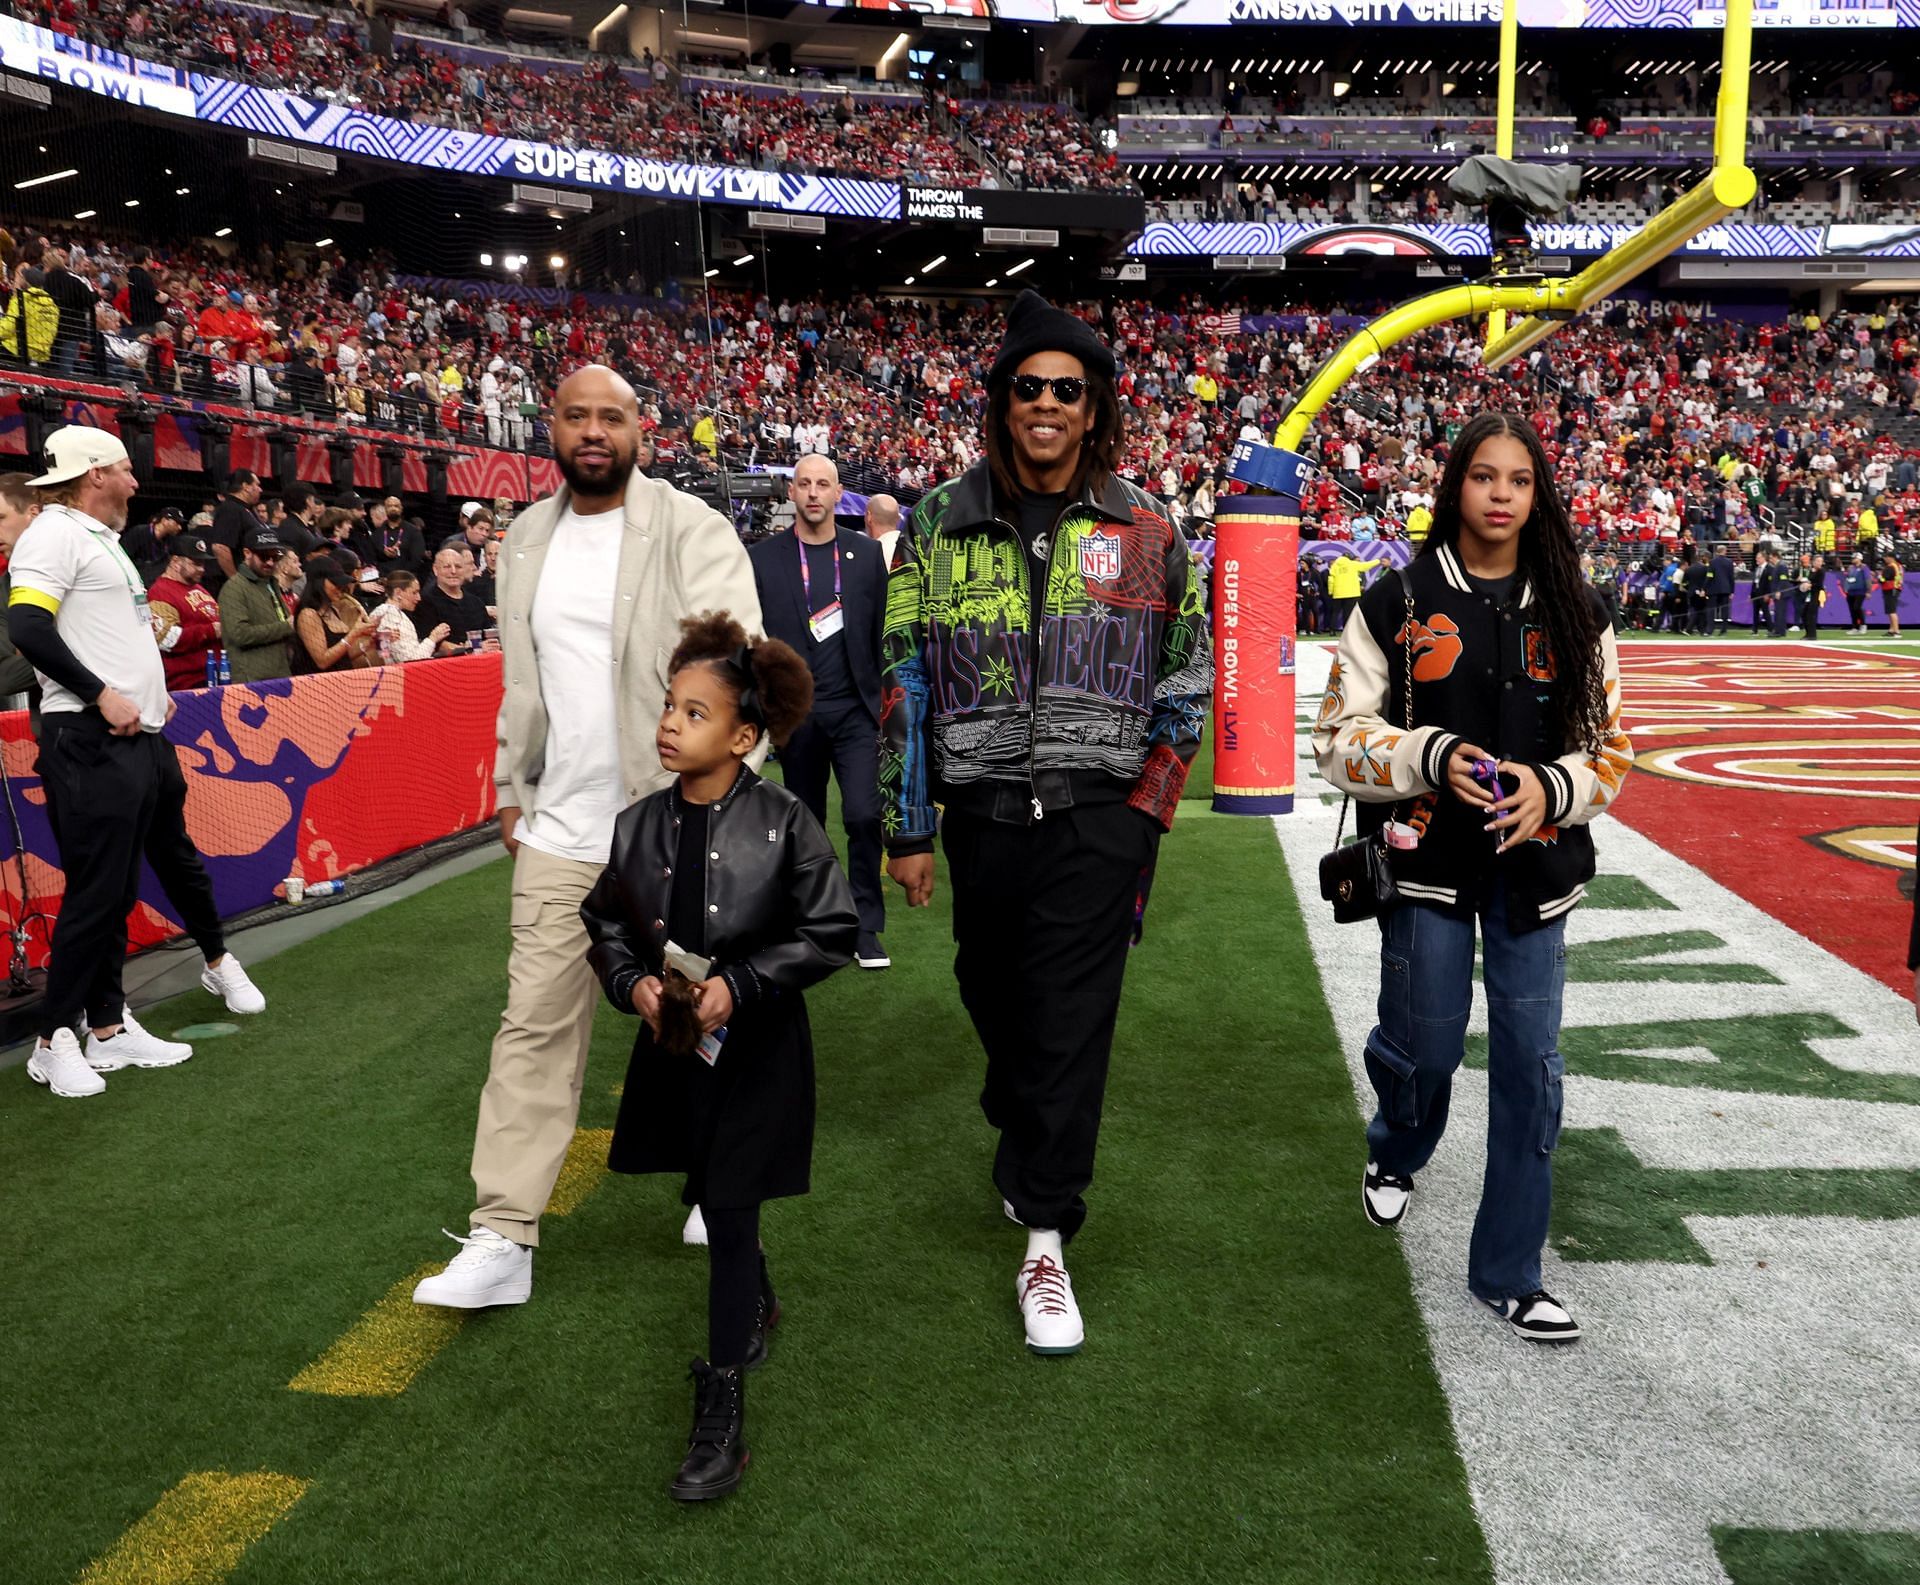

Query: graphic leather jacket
<box><xmin>881</xmin><ymin>462</ymin><xmax>1212</xmax><ymax>854</ymax></box>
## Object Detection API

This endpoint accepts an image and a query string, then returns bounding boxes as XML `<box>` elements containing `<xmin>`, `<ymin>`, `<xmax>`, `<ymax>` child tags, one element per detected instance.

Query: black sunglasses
<box><xmin>1010</xmin><ymin>374</ymin><xmax>1087</xmax><ymax>406</ymax></box>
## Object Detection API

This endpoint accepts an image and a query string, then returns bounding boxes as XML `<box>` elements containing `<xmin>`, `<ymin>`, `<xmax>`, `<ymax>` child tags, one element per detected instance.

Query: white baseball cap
<box><xmin>459</xmin><ymin>500</ymin><xmax>485</xmax><ymax>520</ymax></box>
<box><xmin>27</xmin><ymin>426</ymin><xmax>131</xmax><ymax>487</ymax></box>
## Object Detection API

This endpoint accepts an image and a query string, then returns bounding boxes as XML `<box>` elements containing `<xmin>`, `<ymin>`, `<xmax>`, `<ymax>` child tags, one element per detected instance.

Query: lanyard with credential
<box><xmin>797</xmin><ymin>530</ymin><xmax>841</xmax><ymax>611</ymax></box>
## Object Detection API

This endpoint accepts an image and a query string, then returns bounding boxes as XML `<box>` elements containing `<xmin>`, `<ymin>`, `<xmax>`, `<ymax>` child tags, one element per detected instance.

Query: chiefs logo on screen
<box><xmin>1294</xmin><ymin>227</ymin><xmax>1439</xmax><ymax>259</ymax></box>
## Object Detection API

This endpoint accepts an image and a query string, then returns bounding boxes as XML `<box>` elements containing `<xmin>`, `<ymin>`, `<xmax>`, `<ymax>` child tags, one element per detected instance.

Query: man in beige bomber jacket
<box><xmin>416</xmin><ymin>366</ymin><xmax>764</xmax><ymax>1309</ymax></box>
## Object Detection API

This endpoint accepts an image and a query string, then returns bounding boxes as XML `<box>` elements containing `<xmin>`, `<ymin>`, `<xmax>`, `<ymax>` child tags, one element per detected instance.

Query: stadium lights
<box><xmin>215</xmin><ymin>227</ymin><xmax>232</xmax><ymax>237</ymax></box>
<box><xmin>985</xmin><ymin>278</ymin><xmax>998</xmax><ymax>287</ymax></box>
<box><xmin>904</xmin><ymin>275</ymin><xmax>916</xmax><ymax>286</ymax></box>
<box><xmin>923</xmin><ymin>254</ymin><xmax>946</xmax><ymax>272</ymax></box>
<box><xmin>14</xmin><ymin>168</ymin><xmax>77</xmax><ymax>189</ymax></box>
<box><xmin>1332</xmin><ymin>81</ymin><xmax>1351</xmax><ymax>99</ymax></box>
<box><xmin>73</xmin><ymin>209</ymin><xmax>95</xmax><ymax>219</ymax></box>
<box><xmin>124</xmin><ymin>199</ymin><xmax>139</xmax><ymax>208</ymax></box>
<box><xmin>880</xmin><ymin>31</ymin><xmax>909</xmax><ymax>70</ymax></box>
<box><xmin>551</xmin><ymin>254</ymin><xmax>567</xmax><ymax>269</ymax></box>
<box><xmin>733</xmin><ymin>253</ymin><xmax>754</xmax><ymax>266</ymax></box>
<box><xmin>1006</xmin><ymin>258</ymin><xmax>1035</xmax><ymax>277</ymax></box>
<box><xmin>703</xmin><ymin>268</ymin><xmax>720</xmax><ymax>278</ymax></box>
<box><xmin>480</xmin><ymin>253</ymin><xmax>494</xmax><ymax>266</ymax></box>
<box><xmin>175</xmin><ymin>186</ymin><xmax>190</xmax><ymax>195</ymax></box>
<box><xmin>1441</xmin><ymin>81</ymin><xmax>1456</xmax><ymax>96</ymax></box>
<box><xmin>316</xmin><ymin>237</ymin><xmax>333</xmax><ymax>247</ymax></box>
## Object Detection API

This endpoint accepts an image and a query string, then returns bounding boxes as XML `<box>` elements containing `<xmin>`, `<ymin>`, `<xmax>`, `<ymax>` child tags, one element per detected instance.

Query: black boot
<box><xmin>744</xmin><ymin>1251</ymin><xmax>780</xmax><ymax>1372</ymax></box>
<box><xmin>669</xmin><ymin>1359</ymin><xmax>747</xmax><ymax>1502</ymax></box>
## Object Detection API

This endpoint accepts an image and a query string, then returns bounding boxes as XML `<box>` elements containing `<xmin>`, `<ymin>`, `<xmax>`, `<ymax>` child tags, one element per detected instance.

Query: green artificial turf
<box><xmin>0</xmin><ymin>812</ymin><xmax>1488</xmax><ymax>1584</ymax></box>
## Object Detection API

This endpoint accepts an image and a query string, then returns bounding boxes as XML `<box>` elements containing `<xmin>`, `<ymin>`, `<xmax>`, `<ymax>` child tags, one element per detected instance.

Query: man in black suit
<box><xmin>1751</xmin><ymin>548</ymin><xmax>1776</xmax><ymax>634</ymax></box>
<box><xmin>1708</xmin><ymin>546</ymin><xmax>1736</xmax><ymax>634</ymax></box>
<box><xmin>1682</xmin><ymin>550</ymin><xmax>1713</xmax><ymax>635</ymax></box>
<box><xmin>748</xmin><ymin>453</ymin><xmax>891</xmax><ymax>970</ymax></box>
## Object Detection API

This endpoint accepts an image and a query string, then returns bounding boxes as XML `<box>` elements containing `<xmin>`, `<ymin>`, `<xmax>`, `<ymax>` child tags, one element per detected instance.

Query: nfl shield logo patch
<box><xmin>1079</xmin><ymin>531</ymin><xmax>1121</xmax><ymax>583</ymax></box>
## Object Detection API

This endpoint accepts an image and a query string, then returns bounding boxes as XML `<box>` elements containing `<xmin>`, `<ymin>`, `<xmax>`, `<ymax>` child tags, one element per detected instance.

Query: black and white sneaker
<box><xmin>1479</xmin><ymin>1290</ymin><xmax>1581</xmax><ymax>1344</ymax></box>
<box><xmin>855</xmin><ymin>931</ymin><xmax>891</xmax><ymax>970</ymax></box>
<box><xmin>1362</xmin><ymin>1162</ymin><xmax>1414</xmax><ymax>1228</ymax></box>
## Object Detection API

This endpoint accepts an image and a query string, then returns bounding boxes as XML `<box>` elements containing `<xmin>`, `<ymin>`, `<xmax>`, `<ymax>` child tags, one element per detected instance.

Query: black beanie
<box><xmin>987</xmin><ymin>289</ymin><xmax>1116</xmax><ymax>390</ymax></box>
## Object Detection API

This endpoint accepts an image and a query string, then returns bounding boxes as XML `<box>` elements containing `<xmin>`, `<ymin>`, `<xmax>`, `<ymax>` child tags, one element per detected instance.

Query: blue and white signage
<box><xmin>0</xmin><ymin>17</ymin><xmax>901</xmax><ymax>221</ymax></box>
<box><xmin>1133</xmin><ymin>217</ymin><xmax>1920</xmax><ymax>260</ymax></box>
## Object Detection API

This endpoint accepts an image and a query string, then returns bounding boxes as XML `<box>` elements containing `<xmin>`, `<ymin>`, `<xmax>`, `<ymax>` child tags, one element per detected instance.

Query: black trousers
<box><xmin>781</xmin><ymin>699</ymin><xmax>884</xmax><ymax>935</ymax></box>
<box><xmin>1711</xmin><ymin>594</ymin><xmax>1732</xmax><ymax>632</ymax></box>
<box><xmin>37</xmin><ymin>714</ymin><xmax>224</xmax><ymax>1039</ymax></box>
<box><xmin>1333</xmin><ymin>596</ymin><xmax>1359</xmax><ymax>632</ymax></box>
<box><xmin>1772</xmin><ymin>591</ymin><xmax>1796</xmax><ymax>637</ymax></box>
<box><xmin>942</xmin><ymin>803</ymin><xmax>1159</xmax><ymax>1241</ymax></box>
<box><xmin>1847</xmin><ymin>594</ymin><xmax>1868</xmax><ymax>628</ymax></box>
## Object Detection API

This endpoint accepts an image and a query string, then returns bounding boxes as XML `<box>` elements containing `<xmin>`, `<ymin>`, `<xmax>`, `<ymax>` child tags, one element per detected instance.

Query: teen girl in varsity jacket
<box><xmin>1312</xmin><ymin>411</ymin><xmax>1633</xmax><ymax>1346</ymax></box>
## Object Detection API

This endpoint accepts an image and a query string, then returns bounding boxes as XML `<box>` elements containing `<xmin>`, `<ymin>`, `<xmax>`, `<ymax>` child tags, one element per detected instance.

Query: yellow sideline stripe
<box><xmin>547</xmin><ymin>1127</ymin><xmax>613</xmax><ymax>1218</ymax></box>
<box><xmin>75</xmin><ymin>1471</ymin><xmax>309</xmax><ymax>1585</ymax></box>
<box><xmin>287</xmin><ymin>1128</ymin><xmax>613</xmax><ymax>1399</ymax></box>
<box><xmin>288</xmin><ymin>1263</ymin><xmax>463</xmax><ymax>1398</ymax></box>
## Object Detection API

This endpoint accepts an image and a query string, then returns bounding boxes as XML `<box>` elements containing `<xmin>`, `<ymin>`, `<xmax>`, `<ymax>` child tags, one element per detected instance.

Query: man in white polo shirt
<box><xmin>9</xmin><ymin>427</ymin><xmax>265</xmax><ymax>1100</ymax></box>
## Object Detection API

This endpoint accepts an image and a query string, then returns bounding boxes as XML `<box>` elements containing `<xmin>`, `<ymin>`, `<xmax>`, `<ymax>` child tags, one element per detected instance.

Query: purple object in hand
<box><xmin>1470</xmin><ymin>757</ymin><xmax>1501</xmax><ymax>788</ymax></box>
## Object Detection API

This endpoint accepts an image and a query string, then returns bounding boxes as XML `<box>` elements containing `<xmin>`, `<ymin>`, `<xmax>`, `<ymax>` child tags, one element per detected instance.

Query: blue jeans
<box><xmin>1363</xmin><ymin>890</ymin><xmax>1568</xmax><ymax>1302</ymax></box>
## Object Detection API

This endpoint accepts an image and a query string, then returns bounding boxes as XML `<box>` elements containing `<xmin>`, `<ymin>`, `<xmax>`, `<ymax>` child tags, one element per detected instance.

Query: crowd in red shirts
<box><xmin>6</xmin><ymin>214</ymin><xmax>1918</xmax><ymax>552</ymax></box>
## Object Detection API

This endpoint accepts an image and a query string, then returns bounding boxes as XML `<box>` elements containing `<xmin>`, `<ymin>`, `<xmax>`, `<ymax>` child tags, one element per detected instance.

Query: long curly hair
<box><xmin>668</xmin><ymin>611</ymin><xmax>814</xmax><ymax>748</ymax></box>
<box><xmin>1421</xmin><ymin>411</ymin><xmax>1610</xmax><ymax>756</ymax></box>
<box><xmin>983</xmin><ymin>362</ymin><xmax>1124</xmax><ymax>506</ymax></box>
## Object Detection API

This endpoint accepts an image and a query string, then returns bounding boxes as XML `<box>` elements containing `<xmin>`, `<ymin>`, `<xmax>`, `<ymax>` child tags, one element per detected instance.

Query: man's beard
<box><xmin>556</xmin><ymin>441</ymin><xmax>635</xmax><ymax>497</ymax></box>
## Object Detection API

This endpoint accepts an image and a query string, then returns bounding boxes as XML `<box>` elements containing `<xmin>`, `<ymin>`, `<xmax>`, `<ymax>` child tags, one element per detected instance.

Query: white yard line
<box><xmin>1277</xmin><ymin>638</ymin><xmax>1920</xmax><ymax>1585</ymax></box>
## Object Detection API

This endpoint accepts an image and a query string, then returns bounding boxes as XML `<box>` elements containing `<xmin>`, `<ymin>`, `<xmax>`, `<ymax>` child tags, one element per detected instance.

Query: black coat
<box><xmin>582</xmin><ymin>769</ymin><xmax>857</xmax><ymax>1206</ymax></box>
<box><xmin>748</xmin><ymin>527</ymin><xmax>886</xmax><ymax>723</ymax></box>
<box><xmin>1709</xmin><ymin>554</ymin><xmax>1736</xmax><ymax>596</ymax></box>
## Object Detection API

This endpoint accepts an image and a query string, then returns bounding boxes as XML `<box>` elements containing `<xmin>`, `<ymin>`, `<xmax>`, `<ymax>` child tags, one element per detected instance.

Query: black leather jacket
<box><xmin>581</xmin><ymin>768</ymin><xmax>858</xmax><ymax>1015</ymax></box>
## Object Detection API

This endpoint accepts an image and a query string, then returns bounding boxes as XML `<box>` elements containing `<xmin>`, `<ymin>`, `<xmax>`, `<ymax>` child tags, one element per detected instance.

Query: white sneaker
<box><xmin>27</xmin><ymin>1028</ymin><xmax>106</xmax><ymax>1098</ymax></box>
<box><xmin>86</xmin><ymin>1009</ymin><xmax>193</xmax><ymax>1072</ymax></box>
<box><xmin>411</xmin><ymin>1227</ymin><xmax>533</xmax><ymax>1309</ymax></box>
<box><xmin>683</xmin><ymin>1205</ymin><xmax>708</xmax><ymax>1246</ymax></box>
<box><xmin>200</xmin><ymin>954</ymin><xmax>266</xmax><ymax>1014</ymax></box>
<box><xmin>1017</xmin><ymin>1253</ymin><xmax>1085</xmax><ymax>1356</ymax></box>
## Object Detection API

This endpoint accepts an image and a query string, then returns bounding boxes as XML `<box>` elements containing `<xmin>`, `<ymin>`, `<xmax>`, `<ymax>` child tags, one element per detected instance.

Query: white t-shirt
<box><xmin>9</xmin><ymin>503</ymin><xmax>169</xmax><ymax>730</ymax></box>
<box><xmin>517</xmin><ymin>506</ymin><xmax>627</xmax><ymax>865</ymax></box>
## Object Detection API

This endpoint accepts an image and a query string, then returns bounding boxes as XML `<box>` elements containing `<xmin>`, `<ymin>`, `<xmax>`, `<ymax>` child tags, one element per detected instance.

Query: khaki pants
<box><xmin>470</xmin><ymin>841</ymin><xmax>606</xmax><ymax>1247</ymax></box>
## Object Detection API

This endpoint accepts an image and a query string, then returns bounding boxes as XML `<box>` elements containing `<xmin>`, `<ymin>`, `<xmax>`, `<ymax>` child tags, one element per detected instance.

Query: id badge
<box><xmin>697</xmin><ymin>1025</ymin><xmax>728</xmax><ymax>1067</ymax></box>
<box><xmin>808</xmin><ymin>600</ymin><xmax>844</xmax><ymax>642</ymax></box>
<box><xmin>134</xmin><ymin>593</ymin><xmax>154</xmax><ymax>635</ymax></box>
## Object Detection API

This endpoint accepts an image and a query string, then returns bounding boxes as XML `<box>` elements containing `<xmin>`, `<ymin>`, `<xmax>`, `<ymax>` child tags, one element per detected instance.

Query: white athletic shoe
<box><xmin>27</xmin><ymin>1028</ymin><xmax>105</xmax><ymax>1098</ymax></box>
<box><xmin>1017</xmin><ymin>1252</ymin><xmax>1085</xmax><ymax>1356</ymax></box>
<box><xmin>683</xmin><ymin>1205</ymin><xmax>709</xmax><ymax>1246</ymax></box>
<box><xmin>86</xmin><ymin>1009</ymin><xmax>193</xmax><ymax>1072</ymax></box>
<box><xmin>201</xmin><ymin>954</ymin><xmax>266</xmax><ymax>1014</ymax></box>
<box><xmin>411</xmin><ymin>1227</ymin><xmax>533</xmax><ymax>1309</ymax></box>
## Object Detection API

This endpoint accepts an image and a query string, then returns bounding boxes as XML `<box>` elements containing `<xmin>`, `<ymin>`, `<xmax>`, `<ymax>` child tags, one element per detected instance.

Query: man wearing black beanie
<box><xmin>882</xmin><ymin>290</ymin><xmax>1212</xmax><ymax>1355</ymax></box>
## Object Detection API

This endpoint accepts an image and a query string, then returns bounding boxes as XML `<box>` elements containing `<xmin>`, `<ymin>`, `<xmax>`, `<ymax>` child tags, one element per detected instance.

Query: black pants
<box><xmin>1334</xmin><ymin>596</ymin><xmax>1359</xmax><ymax>632</ymax></box>
<box><xmin>1752</xmin><ymin>596</ymin><xmax>1770</xmax><ymax>633</ymax></box>
<box><xmin>1847</xmin><ymin>594</ymin><xmax>1867</xmax><ymax>629</ymax></box>
<box><xmin>704</xmin><ymin>1203</ymin><xmax>760</xmax><ymax>1369</ymax></box>
<box><xmin>1712</xmin><ymin>594</ymin><xmax>1732</xmax><ymax>633</ymax></box>
<box><xmin>37</xmin><ymin>715</ymin><xmax>224</xmax><ymax>1039</ymax></box>
<box><xmin>1772</xmin><ymin>591</ymin><xmax>1796</xmax><ymax>637</ymax></box>
<box><xmin>781</xmin><ymin>699</ymin><xmax>884</xmax><ymax>935</ymax></box>
<box><xmin>942</xmin><ymin>803</ymin><xmax>1158</xmax><ymax>1241</ymax></box>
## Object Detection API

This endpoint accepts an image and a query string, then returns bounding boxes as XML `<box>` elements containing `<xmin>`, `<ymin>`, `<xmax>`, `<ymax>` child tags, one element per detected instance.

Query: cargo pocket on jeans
<box><xmin>1539</xmin><ymin>1050</ymin><xmax>1566</xmax><ymax>1154</ymax></box>
<box><xmin>1365</xmin><ymin>1036</ymin><xmax>1420</xmax><ymax>1130</ymax></box>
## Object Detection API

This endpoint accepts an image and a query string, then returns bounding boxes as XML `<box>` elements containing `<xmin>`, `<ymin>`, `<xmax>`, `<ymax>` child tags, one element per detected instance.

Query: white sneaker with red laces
<box><xmin>1017</xmin><ymin>1252</ymin><xmax>1084</xmax><ymax>1355</ymax></box>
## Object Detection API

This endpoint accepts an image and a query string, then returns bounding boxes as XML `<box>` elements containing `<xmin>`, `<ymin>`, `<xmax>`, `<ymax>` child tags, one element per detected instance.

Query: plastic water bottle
<box><xmin>305</xmin><ymin>879</ymin><xmax>343</xmax><ymax>898</ymax></box>
<box><xmin>217</xmin><ymin>649</ymin><xmax>231</xmax><ymax>685</ymax></box>
<box><xmin>206</xmin><ymin>651</ymin><xmax>219</xmax><ymax>687</ymax></box>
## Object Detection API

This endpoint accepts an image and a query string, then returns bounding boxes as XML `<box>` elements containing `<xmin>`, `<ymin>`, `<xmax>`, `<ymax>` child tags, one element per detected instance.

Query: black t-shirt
<box><xmin>208</xmin><ymin>497</ymin><xmax>261</xmax><ymax>588</ymax></box>
<box><xmin>1464</xmin><ymin>569</ymin><xmax>1515</xmax><ymax>607</ymax></box>
<box><xmin>667</xmin><ymin>793</ymin><xmax>710</xmax><ymax>957</ymax></box>
<box><xmin>800</xmin><ymin>536</ymin><xmax>854</xmax><ymax>705</ymax></box>
<box><xmin>414</xmin><ymin>580</ymin><xmax>490</xmax><ymax>648</ymax></box>
<box><xmin>1012</xmin><ymin>489</ymin><xmax>1068</xmax><ymax>628</ymax></box>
